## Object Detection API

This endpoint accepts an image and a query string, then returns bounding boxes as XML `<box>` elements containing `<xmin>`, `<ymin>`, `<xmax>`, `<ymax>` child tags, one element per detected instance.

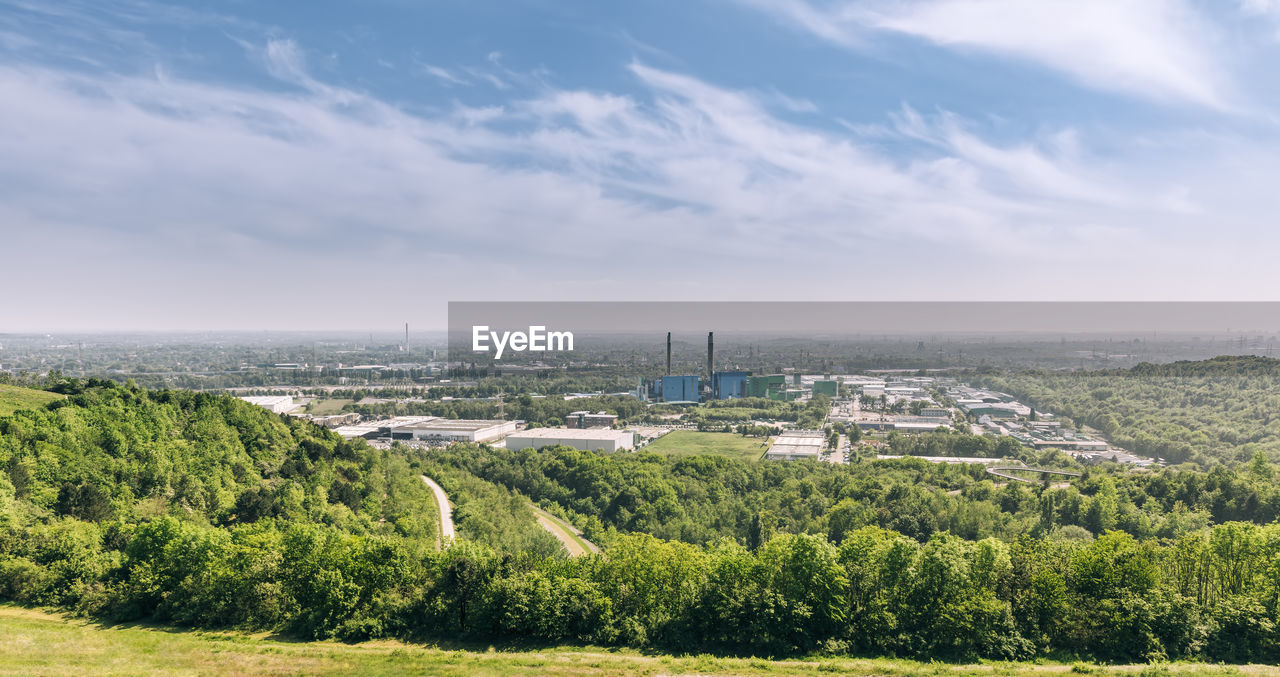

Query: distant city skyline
<box><xmin>5</xmin><ymin>1</ymin><xmax>1280</xmax><ymax>330</ymax></box>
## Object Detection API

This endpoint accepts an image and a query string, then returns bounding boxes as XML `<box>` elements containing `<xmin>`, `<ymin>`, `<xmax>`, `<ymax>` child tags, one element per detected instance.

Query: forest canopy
<box><xmin>1</xmin><ymin>375</ymin><xmax>1279</xmax><ymax>663</ymax></box>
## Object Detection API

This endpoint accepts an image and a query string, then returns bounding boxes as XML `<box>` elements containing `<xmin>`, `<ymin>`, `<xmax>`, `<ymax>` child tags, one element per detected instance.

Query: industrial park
<box><xmin>216</xmin><ymin>327</ymin><xmax>1157</xmax><ymax>470</ymax></box>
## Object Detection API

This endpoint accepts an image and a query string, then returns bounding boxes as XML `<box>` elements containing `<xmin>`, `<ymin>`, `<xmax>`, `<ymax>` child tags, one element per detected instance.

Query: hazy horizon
<box><xmin>10</xmin><ymin>300</ymin><xmax>1280</xmax><ymax>338</ymax></box>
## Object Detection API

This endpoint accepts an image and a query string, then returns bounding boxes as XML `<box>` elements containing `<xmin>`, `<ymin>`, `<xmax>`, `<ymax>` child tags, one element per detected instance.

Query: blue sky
<box><xmin>3</xmin><ymin>0</ymin><xmax>1280</xmax><ymax>330</ymax></box>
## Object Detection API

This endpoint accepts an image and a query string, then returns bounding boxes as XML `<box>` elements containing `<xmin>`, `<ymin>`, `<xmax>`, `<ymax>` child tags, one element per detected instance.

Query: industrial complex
<box><xmin>254</xmin><ymin>327</ymin><xmax>1162</xmax><ymax>469</ymax></box>
<box><xmin>506</xmin><ymin>428</ymin><xmax>636</xmax><ymax>453</ymax></box>
<box><xmin>238</xmin><ymin>395</ymin><xmax>297</xmax><ymax>414</ymax></box>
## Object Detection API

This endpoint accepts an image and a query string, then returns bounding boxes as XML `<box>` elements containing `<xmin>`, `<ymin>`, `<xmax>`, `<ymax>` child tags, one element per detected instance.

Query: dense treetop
<box><xmin>2</xmin><ymin>370</ymin><xmax>1280</xmax><ymax>662</ymax></box>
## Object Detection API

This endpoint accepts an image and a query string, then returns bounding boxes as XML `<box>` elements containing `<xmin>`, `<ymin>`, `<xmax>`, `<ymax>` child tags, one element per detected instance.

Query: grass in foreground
<box><xmin>0</xmin><ymin>384</ymin><xmax>62</xmax><ymax>417</ymax></box>
<box><xmin>0</xmin><ymin>606</ymin><xmax>1268</xmax><ymax>677</ymax></box>
<box><xmin>642</xmin><ymin>430</ymin><xmax>769</xmax><ymax>461</ymax></box>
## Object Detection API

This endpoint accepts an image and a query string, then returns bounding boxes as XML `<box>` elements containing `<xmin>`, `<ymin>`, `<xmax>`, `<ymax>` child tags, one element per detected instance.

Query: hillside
<box><xmin>0</xmin><ymin>384</ymin><xmax>62</xmax><ymax>417</ymax></box>
<box><xmin>425</xmin><ymin>443</ymin><xmax>1280</xmax><ymax>545</ymax></box>
<box><xmin>970</xmin><ymin>355</ymin><xmax>1280</xmax><ymax>466</ymax></box>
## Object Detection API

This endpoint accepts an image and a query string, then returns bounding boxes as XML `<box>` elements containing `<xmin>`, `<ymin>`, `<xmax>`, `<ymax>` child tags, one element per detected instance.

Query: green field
<box><xmin>306</xmin><ymin>398</ymin><xmax>355</xmax><ymax>415</ymax></box>
<box><xmin>0</xmin><ymin>384</ymin><xmax>62</xmax><ymax>417</ymax></box>
<box><xmin>0</xmin><ymin>606</ymin><xmax>1262</xmax><ymax>677</ymax></box>
<box><xmin>642</xmin><ymin>430</ymin><xmax>770</xmax><ymax>461</ymax></box>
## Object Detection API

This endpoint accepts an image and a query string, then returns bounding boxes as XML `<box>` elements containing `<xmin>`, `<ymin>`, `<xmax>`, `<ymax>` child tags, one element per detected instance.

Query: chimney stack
<box><xmin>666</xmin><ymin>332</ymin><xmax>672</xmax><ymax>375</ymax></box>
<box><xmin>707</xmin><ymin>331</ymin><xmax>714</xmax><ymax>381</ymax></box>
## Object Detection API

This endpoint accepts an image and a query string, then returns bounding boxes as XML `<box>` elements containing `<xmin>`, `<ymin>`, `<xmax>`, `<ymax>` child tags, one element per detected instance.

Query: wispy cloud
<box><xmin>420</xmin><ymin>63</ymin><xmax>469</xmax><ymax>86</ymax></box>
<box><xmin>2</xmin><ymin>25</ymin><xmax>1279</xmax><ymax>328</ymax></box>
<box><xmin>738</xmin><ymin>0</ymin><xmax>1234</xmax><ymax>110</ymax></box>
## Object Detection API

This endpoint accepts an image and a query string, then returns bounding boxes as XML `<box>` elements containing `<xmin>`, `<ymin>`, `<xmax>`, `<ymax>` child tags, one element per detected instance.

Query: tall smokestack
<box><xmin>404</xmin><ymin>323</ymin><xmax>409</xmax><ymax>351</ymax></box>
<box><xmin>666</xmin><ymin>332</ymin><xmax>672</xmax><ymax>375</ymax></box>
<box><xmin>707</xmin><ymin>331</ymin><xmax>714</xmax><ymax>381</ymax></box>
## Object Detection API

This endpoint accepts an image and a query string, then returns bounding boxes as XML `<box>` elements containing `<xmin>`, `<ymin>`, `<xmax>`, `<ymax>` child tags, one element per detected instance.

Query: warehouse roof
<box><xmin>391</xmin><ymin>419</ymin><xmax>510</xmax><ymax>432</ymax></box>
<box><xmin>510</xmin><ymin>428</ymin><xmax>633</xmax><ymax>440</ymax></box>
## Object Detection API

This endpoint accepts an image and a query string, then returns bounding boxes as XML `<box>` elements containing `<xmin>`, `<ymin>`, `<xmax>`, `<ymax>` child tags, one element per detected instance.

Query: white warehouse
<box><xmin>764</xmin><ymin>431</ymin><xmax>825</xmax><ymax>461</ymax></box>
<box><xmin>387</xmin><ymin>418</ymin><xmax>517</xmax><ymax>443</ymax></box>
<box><xmin>238</xmin><ymin>395</ymin><xmax>295</xmax><ymax>414</ymax></box>
<box><xmin>505</xmin><ymin>428</ymin><xmax>636</xmax><ymax>453</ymax></box>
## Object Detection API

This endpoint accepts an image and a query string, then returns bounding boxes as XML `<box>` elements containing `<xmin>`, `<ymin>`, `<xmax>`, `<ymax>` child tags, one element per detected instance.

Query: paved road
<box><xmin>986</xmin><ymin>466</ymin><xmax>1082</xmax><ymax>484</ymax></box>
<box><xmin>420</xmin><ymin>475</ymin><xmax>455</xmax><ymax>546</ymax></box>
<box><xmin>529</xmin><ymin>503</ymin><xmax>599</xmax><ymax>556</ymax></box>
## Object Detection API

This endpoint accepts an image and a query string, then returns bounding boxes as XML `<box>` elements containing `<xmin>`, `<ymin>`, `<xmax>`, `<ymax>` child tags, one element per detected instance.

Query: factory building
<box><xmin>239</xmin><ymin>395</ymin><xmax>295</xmax><ymax>414</ymax></box>
<box><xmin>566</xmin><ymin>411</ymin><xmax>618</xmax><ymax>428</ymax></box>
<box><xmin>661</xmin><ymin>375</ymin><xmax>700</xmax><ymax>402</ymax></box>
<box><xmin>1030</xmin><ymin>438</ymin><xmax>1109</xmax><ymax>452</ymax></box>
<box><xmin>505</xmin><ymin>428</ymin><xmax>636</xmax><ymax>453</ymax></box>
<box><xmin>746</xmin><ymin>374</ymin><xmax>786</xmax><ymax>399</ymax></box>
<box><xmin>309</xmin><ymin>413</ymin><xmax>361</xmax><ymax>428</ymax></box>
<box><xmin>712</xmin><ymin>371</ymin><xmax>749</xmax><ymax>399</ymax></box>
<box><xmin>333</xmin><ymin>415</ymin><xmax>437</xmax><ymax>439</ymax></box>
<box><xmin>384</xmin><ymin>418</ymin><xmax>518</xmax><ymax>443</ymax></box>
<box><xmin>918</xmin><ymin>407</ymin><xmax>950</xmax><ymax>418</ymax></box>
<box><xmin>812</xmin><ymin>380</ymin><xmax>839</xmax><ymax>397</ymax></box>
<box><xmin>860</xmin><ymin>384</ymin><xmax>886</xmax><ymax>398</ymax></box>
<box><xmin>764</xmin><ymin>431</ymin><xmax>825</xmax><ymax>461</ymax></box>
<box><xmin>963</xmin><ymin>404</ymin><xmax>1025</xmax><ymax>419</ymax></box>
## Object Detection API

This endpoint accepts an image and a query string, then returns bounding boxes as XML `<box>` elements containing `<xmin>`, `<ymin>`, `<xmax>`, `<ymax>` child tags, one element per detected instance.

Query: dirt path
<box><xmin>529</xmin><ymin>503</ymin><xmax>599</xmax><ymax>556</ymax></box>
<box><xmin>420</xmin><ymin>475</ymin><xmax>455</xmax><ymax>547</ymax></box>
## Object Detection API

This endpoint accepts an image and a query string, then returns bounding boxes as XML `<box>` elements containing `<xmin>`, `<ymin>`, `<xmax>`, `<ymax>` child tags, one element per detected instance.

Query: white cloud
<box><xmin>0</xmin><ymin>45</ymin><xmax>1277</xmax><ymax>329</ymax></box>
<box><xmin>740</xmin><ymin>0</ymin><xmax>1234</xmax><ymax>109</ymax></box>
<box><xmin>420</xmin><ymin>63</ymin><xmax>469</xmax><ymax>86</ymax></box>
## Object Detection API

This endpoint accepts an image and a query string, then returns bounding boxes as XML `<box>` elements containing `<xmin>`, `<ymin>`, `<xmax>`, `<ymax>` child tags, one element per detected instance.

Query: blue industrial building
<box><xmin>712</xmin><ymin>371</ymin><xmax>749</xmax><ymax>399</ymax></box>
<box><xmin>661</xmin><ymin>375</ymin><xmax>700</xmax><ymax>403</ymax></box>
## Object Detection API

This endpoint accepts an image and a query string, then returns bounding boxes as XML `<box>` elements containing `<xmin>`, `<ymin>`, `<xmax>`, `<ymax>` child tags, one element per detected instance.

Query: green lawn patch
<box><xmin>641</xmin><ymin>430</ymin><xmax>770</xmax><ymax>461</ymax></box>
<box><xmin>0</xmin><ymin>384</ymin><xmax>63</xmax><ymax>417</ymax></box>
<box><xmin>307</xmin><ymin>398</ymin><xmax>354</xmax><ymax>415</ymax></box>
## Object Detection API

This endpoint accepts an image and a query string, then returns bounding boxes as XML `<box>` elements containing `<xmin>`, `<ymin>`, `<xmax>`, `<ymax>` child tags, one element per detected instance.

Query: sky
<box><xmin>4</xmin><ymin>0</ymin><xmax>1280</xmax><ymax>330</ymax></box>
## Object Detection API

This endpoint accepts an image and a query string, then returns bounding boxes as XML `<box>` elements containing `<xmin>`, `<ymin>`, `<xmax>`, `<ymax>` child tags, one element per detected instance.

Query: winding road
<box><xmin>529</xmin><ymin>503</ymin><xmax>600</xmax><ymax>557</ymax></box>
<box><xmin>420</xmin><ymin>475</ymin><xmax>455</xmax><ymax>547</ymax></box>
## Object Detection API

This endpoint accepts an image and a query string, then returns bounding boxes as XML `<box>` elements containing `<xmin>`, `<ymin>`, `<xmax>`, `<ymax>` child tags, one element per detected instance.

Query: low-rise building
<box><xmin>1030</xmin><ymin>438</ymin><xmax>1109</xmax><ymax>452</ymax></box>
<box><xmin>765</xmin><ymin>431</ymin><xmax>825</xmax><ymax>461</ymax></box>
<box><xmin>239</xmin><ymin>395</ymin><xmax>295</xmax><ymax>414</ymax></box>
<box><xmin>385</xmin><ymin>418</ymin><xmax>517</xmax><ymax>443</ymax></box>
<box><xmin>566</xmin><ymin>411</ymin><xmax>618</xmax><ymax>428</ymax></box>
<box><xmin>309</xmin><ymin>413</ymin><xmax>361</xmax><ymax>428</ymax></box>
<box><xmin>505</xmin><ymin>428</ymin><xmax>636</xmax><ymax>453</ymax></box>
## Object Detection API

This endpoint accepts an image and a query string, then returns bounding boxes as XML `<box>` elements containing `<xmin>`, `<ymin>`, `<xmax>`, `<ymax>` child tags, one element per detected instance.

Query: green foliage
<box><xmin>4</xmin><ymin>379</ymin><xmax>1280</xmax><ymax>663</ymax></box>
<box><xmin>421</xmin><ymin>463</ymin><xmax>563</xmax><ymax>557</ymax></box>
<box><xmin>971</xmin><ymin>356</ymin><xmax>1280</xmax><ymax>466</ymax></box>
